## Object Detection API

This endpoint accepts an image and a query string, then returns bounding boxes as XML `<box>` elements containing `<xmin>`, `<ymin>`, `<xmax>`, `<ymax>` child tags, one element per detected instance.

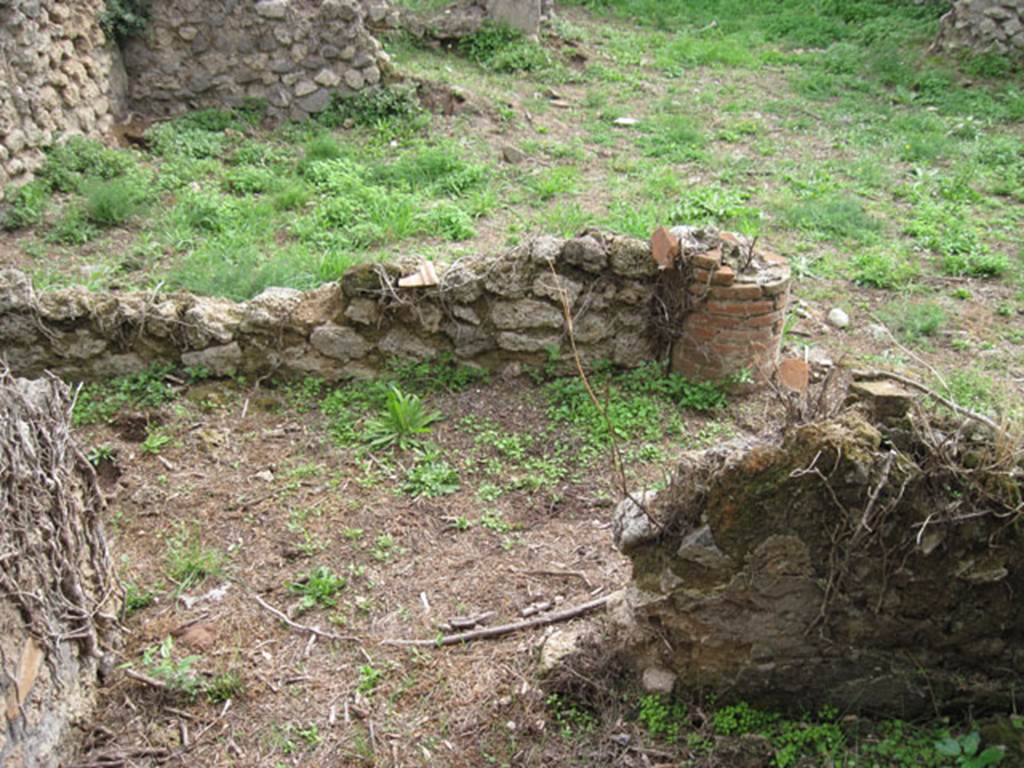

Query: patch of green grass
<box><xmin>636</xmin><ymin>114</ymin><xmax>706</xmax><ymax>162</ymax></box>
<box><xmin>527</xmin><ymin>166</ymin><xmax>582</xmax><ymax>202</ymax></box>
<box><xmin>903</xmin><ymin>199</ymin><xmax>1009</xmax><ymax>278</ymax></box>
<box><xmin>318</xmin><ymin>85</ymin><xmax>424</xmax><ymax>129</ymax></box>
<box><xmin>40</xmin><ymin>137</ymin><xmax>138</xmax><ymax>193</ymax></box>
<box><xmin>165</xmin><ymin>523</ymin><xmax>225</xmax><ymax>590</ymax></box>
<box><xmin>850</xmin><ymin>246</ymin><xmax>920</xmax><ymax>290</ymax></box>
<box><xmin>779</xmin><ymin>193</ymin><xmax>881</xmax><ymax>244</ymax></box>
<box><xmin>942</xmin><ymin>369</ymin><xmax>999</xmax><ymax>416</ymax></box>
<box><xmin>880</xmin><ymin>300</ymin><xmax>946</xmax><ymax>344</ymax></box>
<box><xmin>74</xmin><ymin>364</ymin><xmax>177</xmax><ymax>425</ymax></box>
<box><xmin>459</xmin><ymin>22</ymin><xmax>552</xmax><ymax>73</ymax></box>
<box><xmin>47</xmin><ymin>204</ymin><xmax>101</xmax><ymax>245</ymax></box>
<box><xmin>544</xmin><ymin>362</ymin><xmax>724</xmax><ymax>458</ymax></box>
<box><xmin>637</xmin><ymin>694</ymin><xmax>688</xmax><ymax>742</ymax></box>
<box><xmin>288</xmin><ymin>566</ymin><xmax>347</xmax><ymax>613</ymax></box>
<box><xmin>81</xmin><ymin>176</ymin><xmax>149</xmax><ymax>227</ymax></box>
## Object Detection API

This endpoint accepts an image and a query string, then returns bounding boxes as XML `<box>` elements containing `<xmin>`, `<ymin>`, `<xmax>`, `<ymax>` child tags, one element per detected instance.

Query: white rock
<box><xmin>827</xmin><ymin>308</ymin><xmax>850</xmax><ymax>329</ymax></box>
<box><xmin>612</xmin><ymin>490</ymin><xmax>659</xmax><ymax>552</ymax></box>
<box><xmin>642</xmin><ymin>666</ymin><xmax>677</xmax><ymax>695</ymax></box>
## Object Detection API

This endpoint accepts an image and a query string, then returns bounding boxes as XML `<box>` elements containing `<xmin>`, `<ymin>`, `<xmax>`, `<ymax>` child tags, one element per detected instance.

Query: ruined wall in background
<box><xmin>0</xmin><ymin>229</ymin><xmax>789</xmax><ymax>385</ymax></box>
<box><xmin>0</xmin><ymin>0</ymin><xmax>124</xmax><ymax>199</ymax></box>
<box><xmin>934</xmin><ymin>0</ymin><xmax>1024</xmax><ymax>54</ymax></box>
<box><xmin>121</xmin><ymin>0</ymin><xmax>390</xmax><ymax>121</ymax></box>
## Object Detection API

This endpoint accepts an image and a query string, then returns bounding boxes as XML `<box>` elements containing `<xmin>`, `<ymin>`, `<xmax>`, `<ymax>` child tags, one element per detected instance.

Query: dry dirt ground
<box><xmin>70</xmin><ymin>371</ymin><xmax>779</xmax><ymax>768</ymax></box>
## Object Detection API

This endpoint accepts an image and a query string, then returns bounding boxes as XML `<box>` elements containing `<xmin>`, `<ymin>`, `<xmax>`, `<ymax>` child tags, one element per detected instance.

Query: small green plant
<box><xmin>165</xmin><ymin>524</ymin><xmax>225</xmax><ymax>589</ymax></box>
<box><xmin>74</xmin><ymin>364</ymin><xmax>176</xmax><ymax>426</ymax></box>
<box><xmin>87</xmin><ymin>444</ymin><xmax>116</xmax><ymax>466</ymax></box>
<box><xmin>935</xmin><ymin>731</ymin><xmax>1004</xmax><ymax>767</ymax></box>
<box><xmin>851</xmin><ymin>246</ymin><xmax>920</xmax><ymax>290</ymax></box>
<box><xmin>47</xmin><ymin>204</ymin><xmax>100</xmax><ymax>245</ymax></box>
<box><xmin>361</xmin><ymin>386</ymin><xmax>442</xmax><ymax>451</ymax></box>
<box><xmin>206</xmin><ymin>670</ymin><xmax>246</xmax><ymax>703</ymax></box>
<box><xmin>141</xmin><ymin>426</ymin><xmax>172</xmax><ymax>455</ymax></box>
<box><xmin>40</xmin><ymin>137</ymin><xmax>137</xmax><ymax>193</ymax></box>
<box><xmin>357</xmin><ymin>664</ymin><xmax>383</xmax><ymax>695</ymax></box>
<box><xmin>637</xmin><ymin>694</ymin><xmax>687</xmax><ymax>742</ymax></box>
<box><xmin>402</xmin><ymin>447</ymin><xmax>460</xmax><ymax>497</ymax></box>
<box><xmin>371</xmin><ymin>533</ymin><xmax>400</xmax><ymax>562</ymax></box>
<box><xmin>288</xmin><ymin>566</ymin><xmax>347</xmax><ymax>613</ymax></box>
<box><xmin>318</xmin><ymin>85</ymin><xmax>423</xmax><ymax>129</ymax></box>
<box><xmin>546</xmin><ymin>694</ymin><xmax>597</xmax><ymax>738</ymax></box>
<box><xmin>123</xmin><ymin>580</ymin><xmax>157</xmax><ymax>615</ymax></box>
<box><xmin>136</xmin><ymin>636</ymin><xmax>202</xmax><ymax>699</ymax></box>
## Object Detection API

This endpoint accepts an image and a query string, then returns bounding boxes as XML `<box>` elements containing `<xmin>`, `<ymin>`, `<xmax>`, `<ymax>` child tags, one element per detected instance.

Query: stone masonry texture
<box><xmin>934</xmin><ymin>0</ymin><xmax>1024</xmax><ymax>54</ymax></box>
<box><xmin>0</xmin><ymin>0</ymin><xmax>124</xmax><ymax>199</ymax></box>
<box><xmin>0</xmin><ymin>230</ymin><xmax>789</xmax><ymax>386</ymax></box>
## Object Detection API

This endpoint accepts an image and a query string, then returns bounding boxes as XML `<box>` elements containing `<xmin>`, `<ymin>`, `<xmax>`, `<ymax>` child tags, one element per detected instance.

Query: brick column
<box><xmin>661</xmin><ymin>228</ymin><xmax>790</xmax><ymax>383</ymax></box>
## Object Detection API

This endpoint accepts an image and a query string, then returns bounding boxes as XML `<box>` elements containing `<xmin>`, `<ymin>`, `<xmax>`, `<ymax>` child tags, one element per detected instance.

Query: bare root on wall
<box><xmin>1</xmin><ymin>371</ymin><xmax>118</xmax><ymax>768</ymax></box>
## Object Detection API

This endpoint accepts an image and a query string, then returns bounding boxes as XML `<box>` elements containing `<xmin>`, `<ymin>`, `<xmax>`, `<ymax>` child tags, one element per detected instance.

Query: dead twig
<box><xmin>252</xmin><ymin>593</ymin><xmax>360</xmax><ymax>643</ymax></box>
<box><xmin>512</xmin><ymin>568</ymin><xmax>594</xmax><ymax>589</ymax></box>
<box><xmin>381</xmin><ymin>595</ymin><xmax>609</xmax><ymax>648</ymax></box>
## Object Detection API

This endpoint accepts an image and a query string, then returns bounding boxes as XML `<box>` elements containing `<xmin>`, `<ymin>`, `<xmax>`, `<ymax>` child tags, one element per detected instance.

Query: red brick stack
<box><xmin>659</xmin><ymin>228</ymin><xmax>790</xmax><ymax>384</ymax></box>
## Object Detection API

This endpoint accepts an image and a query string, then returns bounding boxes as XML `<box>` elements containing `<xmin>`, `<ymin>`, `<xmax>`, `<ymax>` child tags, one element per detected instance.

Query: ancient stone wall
<box><xmin>120</xmin><ymin>0</ymin><xmax>390</xmax><ymax>121</ymax></box>
<box><xmin>610</xmin><ymin>391</ymin><xmax>1024</xmax><ymax>715</ymax></box>
<box><xmin>0</xmin><ymin>229</ymin><xmax>789</xmax><ymax>385</ymax></box>
<box><xmin>934</xmin><ymin>0</ymin><xmax>1024</xmax><ymax>54</ymax></box>
<box><xmin>0</xmin><ymin>0</ymin><xmax>124</xmax><ymax>199</ymax></box>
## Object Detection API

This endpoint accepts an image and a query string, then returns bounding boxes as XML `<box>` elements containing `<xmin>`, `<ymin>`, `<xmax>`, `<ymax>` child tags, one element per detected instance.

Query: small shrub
<box><xmin>271</xmin><ymin>182</ymin><xmax>313</xmax><ymax>212</ymax></box>
<box><xmin>81</xmin><ymin>177</ymin><xmax>148</xmax><ymax>227</ymax></box>
<box><xmin>288</xmin><ymin>566</ymin><xmax>347</xmax><ymax>613</ymax></box>
<box><xmin>424</xmin><ymin>203</ymin><xmax>476</xmax><ymax>241</ymax></box>
<box><xmin>47</xmin><ymin>205</ymin><xmax>100</xmax><ymax>245</ymax></box>
<box><xmin>459</xmin><ymin>22</ymin><xmax>552</xmax><ymax>73</ymax></box>
<box><xmin>361</xmin><ymin>386</ymin><xmax>442</xmax><ymax>451</ymax></box>
<box><xmin>318</xmin><ymin>86</ymin><xmax>423</xmax><ymax>129</ymax></box>
<box><xmin>1</xmin><ymin>180</ymin><xmax>50</xmax><ymax>230</ymax></box>
<box><xmin>40</xmin><ymin>137</ymin><xmax>137</xmax><ymax>193</ymax></box>
<box><xmin>222</xmin><ymin>166</ymin><xmax>279</xmax><ymax>195</ymax></box>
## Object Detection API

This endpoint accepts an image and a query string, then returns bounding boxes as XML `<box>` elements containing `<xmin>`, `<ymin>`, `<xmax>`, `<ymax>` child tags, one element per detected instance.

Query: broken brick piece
<box><xmin>651</xmin><ymin>226</ymin><xmax>681</xmax><ymax>270</ymax></box>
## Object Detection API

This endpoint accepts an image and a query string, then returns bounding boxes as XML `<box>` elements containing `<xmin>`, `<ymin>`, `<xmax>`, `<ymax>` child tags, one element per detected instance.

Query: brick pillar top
<box><xmin>656</xmin><ymin>226</ymin><xmax>790</xmax><ymax>384</ymax></box>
